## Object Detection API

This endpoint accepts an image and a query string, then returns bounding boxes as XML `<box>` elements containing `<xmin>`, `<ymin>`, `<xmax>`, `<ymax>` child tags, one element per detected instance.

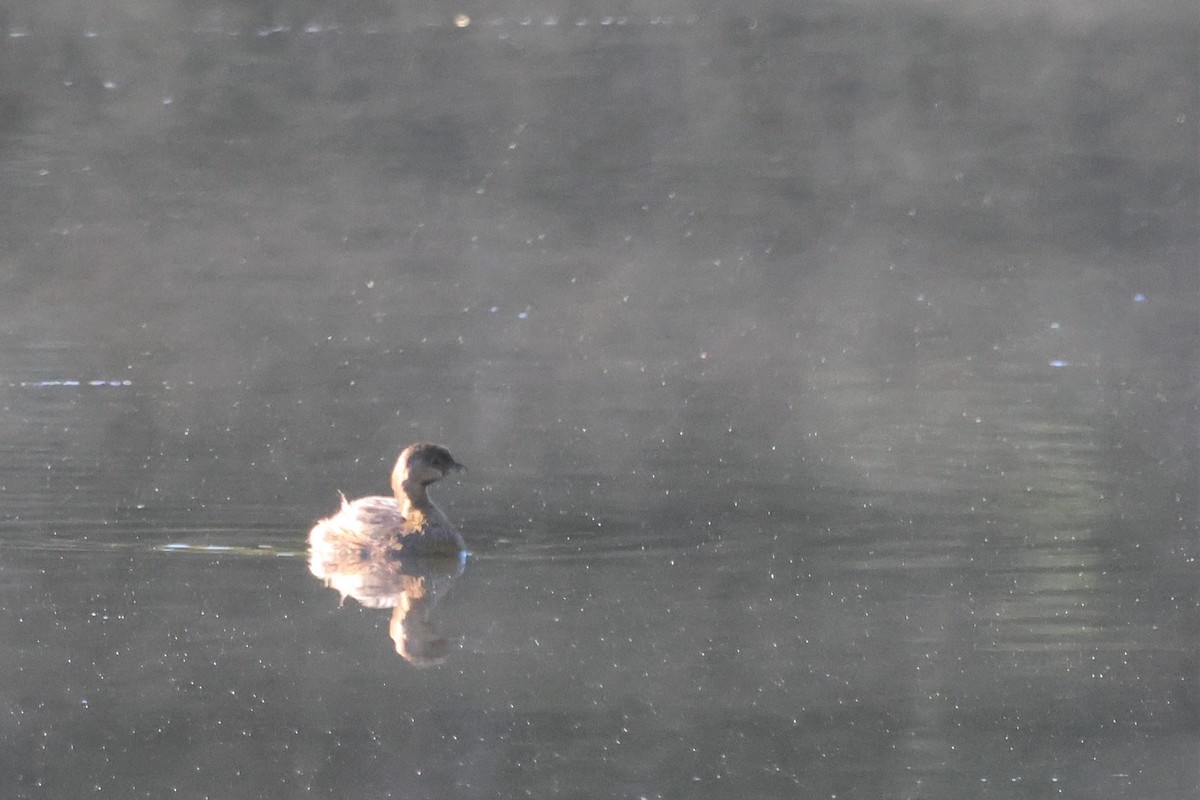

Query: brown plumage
<box><xmin>308</xmin><ymin>443</ymin><xmax>466</xmax><ymax>577</ymax></box>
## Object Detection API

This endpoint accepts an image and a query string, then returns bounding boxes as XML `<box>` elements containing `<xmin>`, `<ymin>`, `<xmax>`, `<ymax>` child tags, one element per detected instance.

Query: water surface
<box><xmin>0</xmin><ymin>2</ymin><xmax>1196</xmax><ymax>798</ymax></box>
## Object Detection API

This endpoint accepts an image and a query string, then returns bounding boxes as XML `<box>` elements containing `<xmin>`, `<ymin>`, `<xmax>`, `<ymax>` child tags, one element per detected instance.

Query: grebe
<box><xmin>308</xmin><ymin>443</ymin><xmax>466</xmax><ymax>574</ymax></box>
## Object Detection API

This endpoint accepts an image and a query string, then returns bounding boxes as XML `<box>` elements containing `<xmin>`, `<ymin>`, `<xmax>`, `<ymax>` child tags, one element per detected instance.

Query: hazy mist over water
<box><xmin>0</xmin><ymin>1</ymin><xmax>1196</xmax><ymax>798</ymax></box>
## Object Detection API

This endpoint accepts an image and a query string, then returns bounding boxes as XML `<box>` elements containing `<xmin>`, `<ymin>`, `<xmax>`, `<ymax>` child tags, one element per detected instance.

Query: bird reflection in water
<box><xmin>310</xmin><ymin>553</ymin><xmax>465</xmax><ymax>667</ymax></box>
<box><xmin>308</xmin><ymin>443</ymin><xmax>468</xmax><ymax>666</ymax></box>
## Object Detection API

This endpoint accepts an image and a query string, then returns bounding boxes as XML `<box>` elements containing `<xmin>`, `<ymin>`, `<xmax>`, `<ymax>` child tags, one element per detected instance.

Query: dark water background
<box><xmin>0</xmin><ymin>1</ymin><xmax>1197</xmax><ymax>798</ymax></box>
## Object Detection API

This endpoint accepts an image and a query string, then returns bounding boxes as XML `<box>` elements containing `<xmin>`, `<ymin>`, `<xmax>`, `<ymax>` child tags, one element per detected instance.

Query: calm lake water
<box><xmin>0</xmin><ymin>1</ymin><xmax>1196</xmax><ymax>798</ymax></box>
